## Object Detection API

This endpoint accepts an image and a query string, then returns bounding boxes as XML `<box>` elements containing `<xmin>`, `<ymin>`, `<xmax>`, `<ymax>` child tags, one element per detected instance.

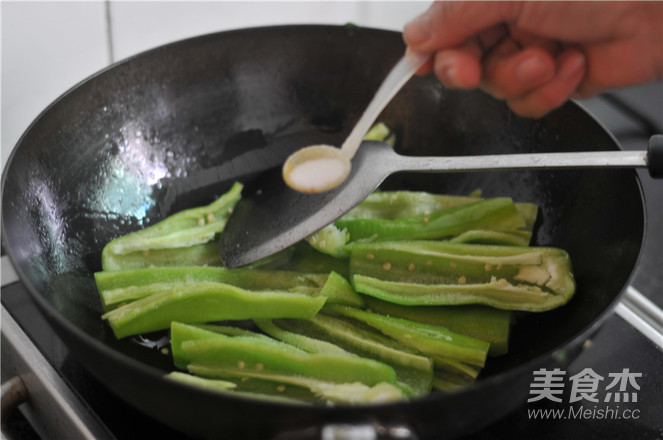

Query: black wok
<box><xmin>1</xmin><ymin>25</ymin><xmax>645</xmax><ymax>439</ymax></box>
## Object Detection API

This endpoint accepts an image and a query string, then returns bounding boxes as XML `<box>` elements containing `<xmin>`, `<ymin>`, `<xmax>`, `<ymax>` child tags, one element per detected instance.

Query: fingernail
<box><xmin>558</xmin><ymin>52</ymin><xmax>586</xmax><ymax>80</ymax></box>
<box><xmin>403</xmin><ymin>14</ymin><xmax>431</xmax><ymax>46</ymax></box>
<box><xmin>443</xmin><ymin>65</ymin><xmax>461</xmax><ymax>88</ymax></box>
<box><xmin>516</xmin><ymin>55</ymin><xmax>553</xmax><ymax>84</ymax></box>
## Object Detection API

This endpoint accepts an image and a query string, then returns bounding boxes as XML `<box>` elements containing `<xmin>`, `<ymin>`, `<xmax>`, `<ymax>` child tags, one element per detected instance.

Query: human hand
<box><xmin>403</xmin><ymin>1</ymin><xmax>663</xmax><ymax>117</ymax></box>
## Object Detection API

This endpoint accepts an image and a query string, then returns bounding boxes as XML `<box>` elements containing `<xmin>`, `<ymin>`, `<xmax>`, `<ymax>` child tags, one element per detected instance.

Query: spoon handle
<box><xmin>340</xmin><ymin>51</ymin><xmax>429</xmax><ymax>159</ymax></box>
<box><xmin>396</xmin><ymin>150</ymin><xmax>649</xmax><ymax>172</ymax></box>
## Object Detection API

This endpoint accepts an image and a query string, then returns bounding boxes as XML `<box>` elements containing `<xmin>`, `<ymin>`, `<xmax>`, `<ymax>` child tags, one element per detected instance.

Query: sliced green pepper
<box><xmin>341</xmin><ymin>190</ymin><xmax>480</xmax><ymax>221</ymax></box>
<box><xmin>274</xmin><ymin>315</ymin><xmax>433</xmax><ymax>396</ymax></box>
<box><xmin>334</xmin><ymin>197</ymin><xmax>525</xmax><ymax>242</ymax></box>
<box><xmin>103</xmin><ymin>241</ymin><xmax>223</xmax><ymax>271</ymax></box>
<box><xmin>363</xmin><ymin>297</ymin><xmax>511</xmax><ymax>356</ymax></box>
<box><xmin>95</xmin><ymin>266</ymin><xmax>362</xmax><ymax>311</ymax></box>
<box><xmin>318</xmin><ymin>271</ymin><xmax>365</xmax><ymax>308</ymax></box>
<box><xmin>102</xmin><ymin>282</ymin><xmax>326</xmax><ymax>339</ymax></box>
<box><xmin>362</xmin><ymin>122</ymin><xmax>394</xmax><ymax>144</ymax></box>
<box><xmin>433</xmin><ymin>357</ymin><xmax>481</xmax><ymax>380</ymax></box>
<box><xmin>324</xmin><ymin>305</ymin><xmax>489</xmax><ymax>367</ymax></box>
<box><xmin>189</xmin><ymin>365</ymin><xmax>408</xmax><ymax>404</ymax></box>
<box><xmin>349</xmin><ymin>241</ymin><xmax>575</xmax><ymax>311</ymax></box>
<box><xmin>171</xmin><ymin>321</ymin><xmax>406</xmax><ymax>403</ymax></box>
<box><xmin>255</xmin><ymin>241</ymin><xmax>350</xmax><ymax>278</ymax></box>
<box><xmin>432</xmin><ymin>370</ymin><xmax>476</xmax><ymax>392</ymax></box>
<box><xmin>102</xmin><ymin>182</ymin><xmax>242</xmax><ymax>271</ymax></box>
<box><xmin>306</xmin><ymin>224</ymin><xmax>350</xmax><ymax>258</ymax></box>
<box><xmin>254</xmin><ymin>319</ymin><xmax>352</xmax><ymax>356</ymax></box>
<box><xmin>449</xmin><ymin>229</ymin><xmax>532</xmax><ymax>247</ymax></box>
<box><xmin>165</xmin><ymin>371</ymin><xmax>310</xmax><ymax>404</ymax></box>
<box><xmin>172</xmin><ymin>323</ymin><xmax>398</xmax><ymax>386</ymax></box>
<box><xmin>95</xmin><ymin>266</ymin><xmax>325</xmax><ymax>310</ymax></box>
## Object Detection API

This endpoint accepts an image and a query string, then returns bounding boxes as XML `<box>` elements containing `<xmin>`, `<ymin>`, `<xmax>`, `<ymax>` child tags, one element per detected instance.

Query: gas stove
<box><xmin>2</xmin><ymin>83</ymin><xmax>661</xmax><ymax>440</ymax></box>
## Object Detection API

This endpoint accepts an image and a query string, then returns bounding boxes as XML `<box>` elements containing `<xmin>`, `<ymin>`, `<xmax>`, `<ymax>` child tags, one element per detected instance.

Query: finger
<box><xmin>508</xmin><ymin>28</ymin><xmax>562</xmax><ymax>55</ymax></box>
<box><xmin>403</xmin><ymin>1</ymin><xmax>522</xmax><ymax>51</ymax></box>
<box><xmin>412</xmin><ymin>24</ymin><xmax>508</xmax><ymax>79</ymax></box>
<box><xmin>507</xmin><ymin>49</ymin><xmax>586</xmax><ymax>118</ymax></box>
<box><xmin>476</xmin><ymin>24</ymin><xmax>510</xmax><ymax>53</ymax></box>
<box><xmin>406</xmin><ymin>46</ymin><xmax>435</xmax><ymax>75</ymax></box>
<box><xmin>432</xmin><ymin>38</ymin><xmax>483</xmax><ymax>89</ymax></box>
<box><xmin>482</xmin><ymin>45</ymin><xmax>557</xmax><ymax>99</ymax></box>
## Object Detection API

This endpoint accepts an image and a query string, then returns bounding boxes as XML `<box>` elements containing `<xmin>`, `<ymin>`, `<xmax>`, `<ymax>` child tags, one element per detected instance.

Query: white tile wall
<box><xmin>1</xmin><ymin>1</ymin><xmax>109</xmax><ymax>170</ymax></box>
<box><xmin>1</xmin><ymin>0</ymin><xmax>431</xmax><ymax>171</ymax></box>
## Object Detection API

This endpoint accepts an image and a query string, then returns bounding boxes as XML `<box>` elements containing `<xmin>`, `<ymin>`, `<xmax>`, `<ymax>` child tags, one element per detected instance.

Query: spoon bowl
<box><xmin>282</xmin><ymin>145</ymin><xmax>350</xmax><ymax>193</ymax></box>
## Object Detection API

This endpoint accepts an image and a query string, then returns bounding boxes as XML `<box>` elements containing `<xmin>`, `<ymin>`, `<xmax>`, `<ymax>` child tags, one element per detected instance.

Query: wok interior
<box><xmin>2</xmin><ymin>26</ymin><xmax>644</xmax><ymax>384</ymax></box>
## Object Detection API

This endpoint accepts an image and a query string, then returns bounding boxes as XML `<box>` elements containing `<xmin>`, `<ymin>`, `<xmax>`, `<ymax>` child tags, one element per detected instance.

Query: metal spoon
<box><xmin>282</xmin><ymin>51</ymin><xmax>430</xmax><ymax>193</ymax></box>
<box><xmin>220</xmin><ymin>136</ymin><xmax>662</xmax><ymax>268</ymax></box>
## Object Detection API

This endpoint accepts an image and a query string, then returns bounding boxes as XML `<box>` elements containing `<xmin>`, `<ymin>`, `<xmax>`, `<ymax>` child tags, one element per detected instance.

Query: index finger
<box><xmin>403</xmin><ymin>1</ymin><xmax>522</xmax><ymax>51</ymax></box>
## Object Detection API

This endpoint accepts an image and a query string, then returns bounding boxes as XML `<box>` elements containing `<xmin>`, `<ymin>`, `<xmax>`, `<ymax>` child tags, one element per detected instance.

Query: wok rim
<box><xmin>0</xmin><ymin>22</ymin><xmax>649</xmax><ymax>424</ymax></box>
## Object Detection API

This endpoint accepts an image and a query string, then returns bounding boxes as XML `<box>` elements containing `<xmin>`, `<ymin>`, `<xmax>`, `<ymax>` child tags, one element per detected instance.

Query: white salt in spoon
<box><xmin>282</xmin><ymin>51</ymin><xmax>430</xmax><ymax>193</ymax></box>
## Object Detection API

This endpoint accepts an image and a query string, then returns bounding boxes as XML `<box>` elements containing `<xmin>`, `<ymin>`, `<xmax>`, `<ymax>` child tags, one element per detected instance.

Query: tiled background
<box><xmin>1</xmin><ymin>1</ymin><xmax>431</xmax><ymax>170</ymax></box>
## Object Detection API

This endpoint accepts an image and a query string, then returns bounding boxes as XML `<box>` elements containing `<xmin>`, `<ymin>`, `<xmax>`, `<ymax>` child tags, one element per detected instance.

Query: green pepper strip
<box><xmin>165</xmin><ymin>372</ymin><xmax>310</xmax><ymax>404</ymax></box>
<box><xmin>432</xmin><ymin>357</ymin><xmax>481</xmax><ymax>380</ymax></box>
<box><xmin>254</xmin><ymin>319</ymin><xmax>352</xmax><ymax>356</ymax></box>
<box><xmin>275</xmin><ymin>315</ymin><xmax>433</xmax><ymax>396</ymax></box>
<box><xmin>324</xmin><ymin>305</ymin><xmax>489</xmax><ymax>368</ymax></box>
<box><xmin>363</xmin><ymin>297</ymin><xmax>511</xmax><ymax>356</ymax></box>
<box><xmin>449</xmin><ymin>229</ymin><xmax>532</xmax><ymax>247</ymax></box>
<box><xmin>253</xmin><ymin>241</ymin><xmax>351</xmax><ymax>278</ymax></box>
<box><xmin>306</xmin><ymin>224</ymin><xmax>350</xmax><ymax>258</ymax></box>
<box><xmin>101</xmin><ymin>282</ymin><xmax>326</xmax><ymax>339</ymax></box>
<box><xmin>334</xmin><ymin>197</ymin><xmax>525</xmax><ymax>242</ymax></box>
<box><xmin>349</xmin><ymin>241</ymin><xmax>575</xmax><ymax>311</ymax></box>
<box><xmin>338</xmin><ymin>191</ymin><xmax>537</xmax><ymax>247</ymax></box>
<box><xmin>101</xmin><ymin>182</ymin><xmax>242</xmax><ymax>271</ymax></box>
<box><xmin>171</xmin><ymin>322</ymin><xmax>284</xmax><ymax>369</ymax></box>
<box><xmin>170</xmin><ymin>322</ymin><xmax>405</xmax><ymax>403</ymax></box>
<box><xmin>104</xmin><ymin>241</ymin><xmax>224</xmax><ymax>271</ymax></box>
<box><xmin>172</xmin><ymin>324</ymin><xmax>398</xmax><ymax>387</ymax></box>
<box><xmin>253</xmin><ymin>319</ymin><xmax>413</xmax><ymax>402</ymax></box>
<box><xmin>187</xmin><ymin>365</ymin><xmax>407</xmax><ymax>404</ymax></box>
<box><xmin>341</xmin><ymin>191</ymin><xmax>481</xmax><ymax>221</ymax></box>
<box><xmin>95</xmin><ymin>266</ymin><xmax>363</xmax><ymax>311</ymax></box>
<box><xmin>97</xmin><ymin>268</ymin><xmax>362</xmax><ymax>312</ymax></box>
<box><xmin>432</xmin><ymin>370</ymin><xmax>476</xmax><ymax>392</ymax></box>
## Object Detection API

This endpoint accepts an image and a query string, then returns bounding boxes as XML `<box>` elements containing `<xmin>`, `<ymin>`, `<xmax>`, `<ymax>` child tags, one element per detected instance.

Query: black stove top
<box><xmin>2</xmin><ymin>83</ymin><xmax>662</xmax><ymax>440</ymax></box>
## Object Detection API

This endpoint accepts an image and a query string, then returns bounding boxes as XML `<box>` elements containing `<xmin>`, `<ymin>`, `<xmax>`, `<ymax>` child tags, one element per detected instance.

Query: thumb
<box><xmin>403</xmin><ymin>1</ymin><xmax>522</xmax><ymax>51</ymax></box>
